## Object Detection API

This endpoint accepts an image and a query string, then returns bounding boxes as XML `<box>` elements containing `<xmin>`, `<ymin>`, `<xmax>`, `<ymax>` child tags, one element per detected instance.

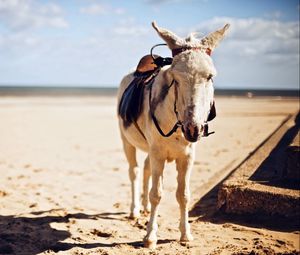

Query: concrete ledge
<box><xmin>218</xmin><ymin>113</ymin><xmax>300</xmax><ymax>218</ymax></box>
<box><xmin>285</xmin><ymin>131</ymin><xmax>300</xmax><ymax>180</ymax></box>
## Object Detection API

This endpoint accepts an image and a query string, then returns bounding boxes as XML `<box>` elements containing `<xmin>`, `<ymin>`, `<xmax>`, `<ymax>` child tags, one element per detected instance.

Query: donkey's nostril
<box><xmin>184</xmin><ymin>123</ymin><xmax>200</xmax><ymax>142</ymax></box>
<box><xmin>187</xmin><ymin>125</ymin><xmax>193</xmax><ymax>136</ymax></box>
<box><xmin>189</xmin><ymin>125</ymin><xmax>198</xmax><ymax>138</ymax></box>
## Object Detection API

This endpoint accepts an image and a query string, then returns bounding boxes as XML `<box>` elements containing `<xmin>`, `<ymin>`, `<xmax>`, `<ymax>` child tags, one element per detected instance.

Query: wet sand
<box><xmin>0</xmin><ymin>95</ymin><xmax>299</xmax><ymax>255</ymax></box>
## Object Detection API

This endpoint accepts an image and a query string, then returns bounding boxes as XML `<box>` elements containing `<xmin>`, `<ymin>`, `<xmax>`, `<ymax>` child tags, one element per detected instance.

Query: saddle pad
<box><xmin>118</xmin><ymin>72</ymin><xmax>155</xmax><ymax>128</ymax></box>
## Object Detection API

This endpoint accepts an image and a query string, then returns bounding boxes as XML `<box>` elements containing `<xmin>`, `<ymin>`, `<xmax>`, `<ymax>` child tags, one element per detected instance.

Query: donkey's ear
<box><xmin>201</xmin><ymin>24</ymin><xmax>230</xmax><ymax>52</ymax></box>
<box><xmin>152</xmin><ymin>21</ymin><xmax>185</xmax><ymax>49</ymax></box>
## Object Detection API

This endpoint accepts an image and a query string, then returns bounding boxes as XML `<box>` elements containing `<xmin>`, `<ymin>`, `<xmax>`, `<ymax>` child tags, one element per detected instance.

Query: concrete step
<box><xmin>218</xmin><ymin>113</ymin><xmax>300</xmax><ymax>218</ymax></box>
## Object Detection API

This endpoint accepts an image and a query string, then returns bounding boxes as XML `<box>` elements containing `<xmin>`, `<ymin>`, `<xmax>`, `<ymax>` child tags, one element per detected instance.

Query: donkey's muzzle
<box><xmin>183</xmin><ymin>122</ymin><xmax>202</xmax><ymax>142</ymax></box>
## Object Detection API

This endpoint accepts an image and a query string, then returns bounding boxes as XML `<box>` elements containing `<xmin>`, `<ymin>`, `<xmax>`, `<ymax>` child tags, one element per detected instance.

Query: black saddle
<box><xmin>118</xmin><ymin>55</ymin><xmax>159</xmax><ymax>128</ymax></box>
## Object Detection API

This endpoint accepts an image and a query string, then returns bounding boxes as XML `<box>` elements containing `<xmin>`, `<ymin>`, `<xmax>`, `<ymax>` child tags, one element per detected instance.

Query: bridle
<box><xmin>149</xmin><ymin>78</ymin><xmax>183</xmax><ymax>137</ymax></box>
<box><xmin>148</xmin><ymin>43</ymin><xmax>214</xmax><ymax>138</ymax></box>
<box><xmin>148</xmin><ymin>44</ymin><xmax>183</xmax><ymax>137</ymax></box>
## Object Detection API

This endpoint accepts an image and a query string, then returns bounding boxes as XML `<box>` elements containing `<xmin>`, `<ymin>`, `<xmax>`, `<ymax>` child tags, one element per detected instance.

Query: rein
<box><xmin>149</xmin><ymin>78</ymin><xmax>183</xmax><ymax>137</ymax></box>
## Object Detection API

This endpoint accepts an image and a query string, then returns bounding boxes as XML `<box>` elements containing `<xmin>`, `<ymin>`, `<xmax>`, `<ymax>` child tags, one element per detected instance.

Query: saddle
<box><xmin>136</xmin><ymin>54</ymin><xmax>158</xmax><ymax>73</ymax></box>
<box><xmin>118</xmin><ymin>55</ymin><xmax>159</xmax><ymax>128</ymax></box>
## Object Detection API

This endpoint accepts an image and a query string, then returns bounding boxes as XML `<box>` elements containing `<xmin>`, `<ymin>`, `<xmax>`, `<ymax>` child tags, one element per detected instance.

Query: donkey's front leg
<box><xmin>143</xmin><ymin>153</ymin><xmax>165</xmax><ymax>249</ymax></box>
<box><xmin>176</xmin><ymin>152</ymin><xmax>194</xmax><ymax>243</ymax></box>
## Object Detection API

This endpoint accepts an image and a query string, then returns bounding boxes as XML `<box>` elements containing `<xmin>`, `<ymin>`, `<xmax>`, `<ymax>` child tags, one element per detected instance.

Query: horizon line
<box><xmin>0</xmin><ymin>85</ymin><xmax>298</xmax><ymax>91</ymax></box>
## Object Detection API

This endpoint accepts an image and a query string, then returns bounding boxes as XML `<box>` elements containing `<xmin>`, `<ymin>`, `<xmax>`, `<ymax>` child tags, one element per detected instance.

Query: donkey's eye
<box><xmin>207</xmin><ymin>74</ymin><xmax>213</xmax><ymax>82</ymax></box>
<box><xmin>173</xmin><ymin>79</ymin><xmax>179</xmax><ymax>86</ymax></box>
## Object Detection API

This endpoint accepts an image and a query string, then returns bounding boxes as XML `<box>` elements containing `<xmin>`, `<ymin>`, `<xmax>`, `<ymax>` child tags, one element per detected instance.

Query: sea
<box><xmin>0</xmin><ymin>86</ymin><xmax>298</xmax><ymax>98</ymax></box>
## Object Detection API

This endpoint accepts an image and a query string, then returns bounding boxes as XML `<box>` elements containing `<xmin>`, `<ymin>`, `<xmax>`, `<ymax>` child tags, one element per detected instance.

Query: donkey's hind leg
<box><xmin>142</xmin><ymin>155</ymin><xmax>151</xmax><ymax>214</ymax></box>
<box><xmin>122</xmin><ymin>134</ymin><xmax>140</xmax><ymax>219</ymax></box>
<box><xmin>144</xmin><ymin>153</ymin><xmax>165</xmax><ymax>249</ymax></box>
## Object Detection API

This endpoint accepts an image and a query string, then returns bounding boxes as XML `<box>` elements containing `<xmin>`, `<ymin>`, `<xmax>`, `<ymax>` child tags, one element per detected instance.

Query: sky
<box><xmin>0</xmin><ymin>0</ymin><xmax>299</xmax><ymax>89</ymax></box>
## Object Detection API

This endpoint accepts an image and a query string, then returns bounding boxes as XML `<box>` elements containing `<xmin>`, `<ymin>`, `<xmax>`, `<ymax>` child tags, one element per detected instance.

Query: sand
<box><xmin>0</xmin><ymin>95</ymin><xmax>299</xmax><ymax>255</ymax></box>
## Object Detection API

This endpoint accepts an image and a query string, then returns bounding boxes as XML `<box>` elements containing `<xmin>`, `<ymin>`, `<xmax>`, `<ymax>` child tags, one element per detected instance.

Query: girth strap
<box><xmin>133</xmin><ymin>120</ymin><xmax>147</xmax><ymax>140</ymax></box>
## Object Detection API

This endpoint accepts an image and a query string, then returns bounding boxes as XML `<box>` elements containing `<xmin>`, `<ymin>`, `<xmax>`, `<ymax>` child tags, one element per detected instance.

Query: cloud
<box><xmin>0</xmin><ymin>11</ymin><xmax>298</xmax><ymax>89</ymax></box>
<box><xmin>264</xmin><ymin>10</ymin><xmax>282</xmax><ymax>19</ymax></box>
<box><xmin>80</xmin><ymin>3</ymin><xmax>106</xmax><ymax>15</ymax></box>
<box><xmin>193</xmin><ymin>17</ymin><xmax>299</xmax><ymax>60</ymax></box>
<box><xmin>146</xmin><ymin>0</ymin><xmax>197</xmax><ymax>4</ymax></box>
<box><xmin>146</xmin><ymin>0</ymin><xmax>177</xmax><ymax>3</ymax></box>
<box><xmin>112</xmin><ymin>18</ymin><xmax>149</xmax><ymax>36</ymax></box>
<box><xmin>190</xmin><ymin>17</ymin><xmax>299</xmax><ymax>88</ymax></box>
<box><xmin>0</xmin><ymin>0</ymin><xmax>68</xmax><ymax>30</ymax></box>
<box><xmin>0</xmin><ymin>32</ymin><xmax>40</xmax><ymax>50</ymax></box>
<box><xmin>0</xmin><ymin>16</ymin><xmax>153</xmax><ymax>86</ymax></box>
<box><xmin>114</xmin><ymin>8</ymin><xmax>126</xmax><ymax>15</ymax></box>
<box><xmin>80</xmin><ymin>3</ymin><xmax>125</xmax><ymax>16</ymax></box>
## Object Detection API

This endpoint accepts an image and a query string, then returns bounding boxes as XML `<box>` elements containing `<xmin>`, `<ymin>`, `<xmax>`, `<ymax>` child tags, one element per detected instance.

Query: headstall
<box><xmin>148</xmin><ymin>44</ymin><xmax>214</xmax><ymax>138</ymax></box>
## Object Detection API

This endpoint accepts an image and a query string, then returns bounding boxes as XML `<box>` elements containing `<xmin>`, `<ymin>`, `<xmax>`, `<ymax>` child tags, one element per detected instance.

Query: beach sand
<box><xmin>0</xmin><ymin>95</ymin><xmax>299</xmax><ymax>255</ymax></box>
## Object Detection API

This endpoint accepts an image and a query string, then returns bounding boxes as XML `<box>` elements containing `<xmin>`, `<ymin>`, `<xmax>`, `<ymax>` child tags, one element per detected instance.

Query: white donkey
<box><xmin>117</xmin><ymin>22</ymin><xmax>229</xmax><ymax>248</ymax></box>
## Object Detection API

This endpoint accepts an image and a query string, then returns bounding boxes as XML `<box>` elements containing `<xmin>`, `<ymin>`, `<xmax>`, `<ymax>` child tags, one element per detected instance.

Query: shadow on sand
<box><xmin>250</xmin><ymin>112</ymin><xmax>300</xmax><ymax>190</ymax></box>
<box><xmin>0</xmin><ymin>211</ymin><xmax>174</xmax><ymax>254</ymax></box>
<box><xmin>189</xmin><ymin>113</ymin><xmax>300</xmax><ymax>232</ymax></box>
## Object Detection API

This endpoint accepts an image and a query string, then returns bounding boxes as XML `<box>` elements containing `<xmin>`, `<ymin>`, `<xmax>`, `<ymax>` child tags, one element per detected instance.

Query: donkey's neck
<box><xmin>150</xmin><ymin>68</ymin><xmax>178</xmax><ymax>130</ymax></box>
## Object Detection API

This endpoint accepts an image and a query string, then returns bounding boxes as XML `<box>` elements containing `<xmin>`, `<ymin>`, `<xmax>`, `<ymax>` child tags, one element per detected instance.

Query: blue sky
<box><xmin>0</xmin><ymin>0</ymin><xmax>299</xmax><ymax>89</ymax></box>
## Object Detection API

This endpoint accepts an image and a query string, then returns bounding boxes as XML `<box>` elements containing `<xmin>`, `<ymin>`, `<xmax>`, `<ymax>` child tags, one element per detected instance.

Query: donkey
<box><xmin>117</xmin><ymin>22</ymin><xmax>229</xmax><ymax>248</ymax></box>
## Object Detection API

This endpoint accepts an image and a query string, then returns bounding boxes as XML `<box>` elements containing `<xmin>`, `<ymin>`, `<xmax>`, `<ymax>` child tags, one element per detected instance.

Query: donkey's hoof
<box><xmin>143</xmin><ymin>233</ymin><xmax>157</xmax><ymax>249</ymax></box>
<box><xmin>142</xmin><ymin>208</ymin><xmax>150</xmax><ymax>216</ymax></box>
<box><xmin>180</xmin><ymin>233</ymin><xmax>194</xmax><ymax>243</ymax></box>
<box><xmin>143</xmin><ymin>238</ymin><xmax>157</xmax><ymax>249</ymax></box>
<box><xmin>144</xmin><ymin>204</ymin><xmax>151</xmax><ymax>213</ymax></box>
<box><xmin>129</xmin><ymin>211</ymin><xmax>140</xmax><ymax>220</ymax></box>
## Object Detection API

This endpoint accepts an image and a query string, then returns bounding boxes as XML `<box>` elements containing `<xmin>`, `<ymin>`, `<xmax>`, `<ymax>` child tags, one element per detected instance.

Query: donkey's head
<box><xmin>152</xmin><ymin>22</ymin><xmax>229</xmax><ymax>142</ymax></box>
